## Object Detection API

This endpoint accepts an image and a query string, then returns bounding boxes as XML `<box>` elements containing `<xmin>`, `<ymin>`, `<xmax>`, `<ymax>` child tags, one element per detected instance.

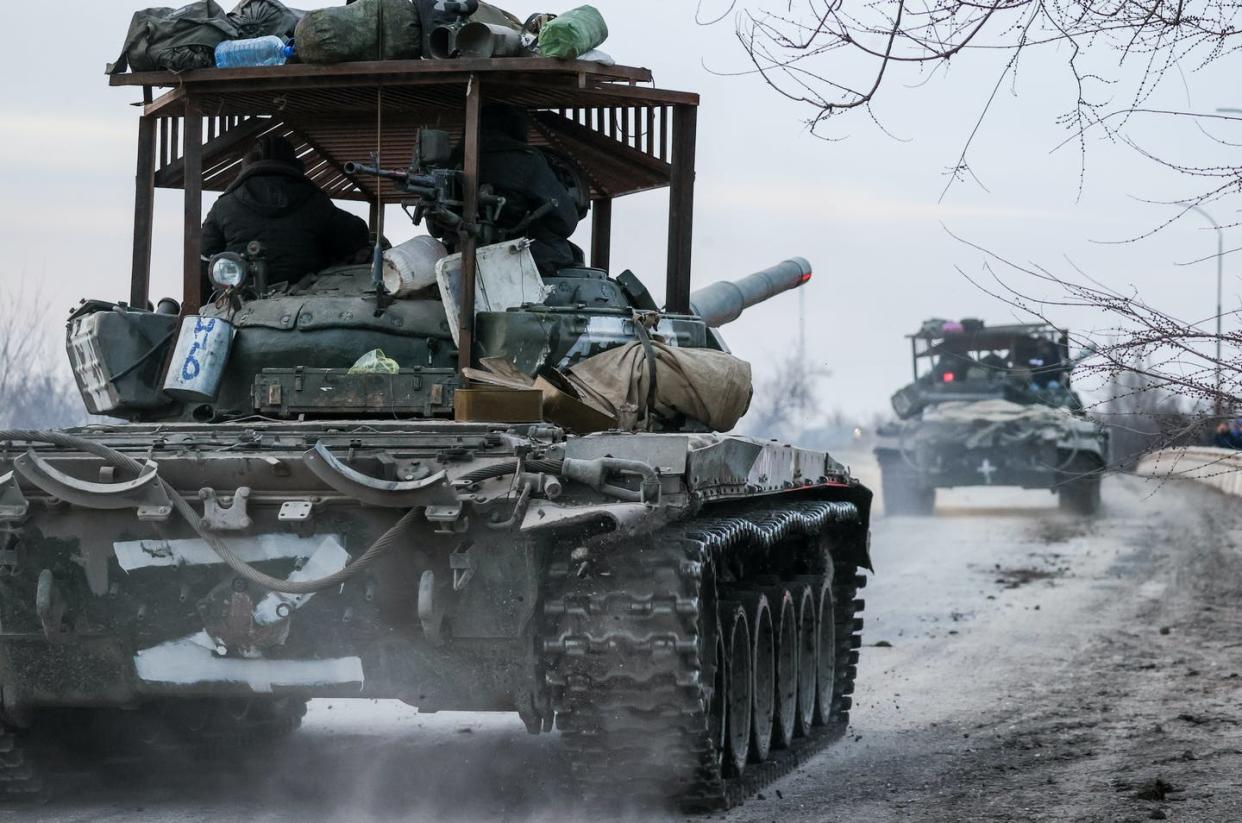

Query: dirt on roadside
<box><xmin>896</xmin><ymin>492</ymin><xmax>1242</xmax><ymax>822</ymax></box>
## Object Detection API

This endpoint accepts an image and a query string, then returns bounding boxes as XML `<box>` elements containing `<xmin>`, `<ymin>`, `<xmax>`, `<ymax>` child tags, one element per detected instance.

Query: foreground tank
<box><xmin>874</xmin><ymin>319</ymin><xmax>1108</xmax><ymax>515</ymax></box>
<box><xmin>1</xmin><ymin>54</ymin><xmax>879</xmax><ymax>808</ymax></box>
<box><xmin>0</xmin><ymin>260</ymin><xmax>871</xmax><ymax>809</ymax></box>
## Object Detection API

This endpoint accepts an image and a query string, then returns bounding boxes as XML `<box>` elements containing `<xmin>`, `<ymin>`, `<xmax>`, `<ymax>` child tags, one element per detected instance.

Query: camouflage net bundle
<box><xmin>295</xmin><ymin>0</ymin><xmax>422</xmax><ymax>64</ymax></box>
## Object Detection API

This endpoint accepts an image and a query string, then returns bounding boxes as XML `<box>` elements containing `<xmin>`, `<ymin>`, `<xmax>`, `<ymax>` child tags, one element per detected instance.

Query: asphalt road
<box><xmin>9</xmin><ymin>474</ymin><xmax>1242</xmax><ymax>823</ymax></box>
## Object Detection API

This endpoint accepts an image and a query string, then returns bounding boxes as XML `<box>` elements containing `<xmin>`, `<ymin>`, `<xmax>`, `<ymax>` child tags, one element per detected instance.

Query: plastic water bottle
<box><xmin>215</xmin><ymin>36</ymin><xmax>295</xmax><ymax>69</ymax></box>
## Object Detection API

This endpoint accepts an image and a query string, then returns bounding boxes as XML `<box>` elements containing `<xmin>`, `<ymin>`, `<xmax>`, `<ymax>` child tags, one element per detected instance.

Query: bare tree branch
<box><xmin>944</xmin><ymin>231</ymin><xmax>1239</xmax><ymax>458</ymax></box>
<box><xmin>0</xmin><ymin>286</ymin><xmax>90</xmax><ymax>430</ymax></box>
<box><xmin>712</xmin><ymin>0</ymin><xmax>1242</xmax><ymax>203</ymax></box>
<box><xmin>743</xmin><ymin>348</ymin><xmax>834</xmax><ymax>438</ymax></box>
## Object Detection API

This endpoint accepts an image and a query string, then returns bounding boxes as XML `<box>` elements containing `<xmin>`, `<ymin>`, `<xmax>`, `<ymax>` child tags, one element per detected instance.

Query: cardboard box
<box><xmin>453</xmin><ymin>388</ymin><xmax>544</xmax><ymax>423</ymax></box>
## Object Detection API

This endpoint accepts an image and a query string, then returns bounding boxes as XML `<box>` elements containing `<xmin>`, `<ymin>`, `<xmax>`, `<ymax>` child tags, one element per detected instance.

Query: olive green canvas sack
<box><xmin>537</xmin><ymin>6</ymin><xmax>607</xmax><ymax>60</ymax></box>
<box><xmin>295</xmin><ymin>0</ymin><xmax>422</xmax><ymax>64</ymax></box>
<box><xmin>108</xmin><ymin>1</ymin><xmax>239</xmax><ymax>74</ymax></box>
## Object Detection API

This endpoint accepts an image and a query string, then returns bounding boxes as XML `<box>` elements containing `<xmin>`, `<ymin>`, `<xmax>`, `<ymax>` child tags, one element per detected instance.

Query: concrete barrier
<box><xmin>1135</xmin><ymin>447</ymin><xmax>1242</xmax><ymax>497</ymax></box>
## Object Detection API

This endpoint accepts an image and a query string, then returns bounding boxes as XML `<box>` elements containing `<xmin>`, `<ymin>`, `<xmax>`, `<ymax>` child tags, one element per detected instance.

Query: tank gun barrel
<box><xmin>688</xmin><ymin>258</ymin><xmax>813</xmax><ymax>327</ymax></box>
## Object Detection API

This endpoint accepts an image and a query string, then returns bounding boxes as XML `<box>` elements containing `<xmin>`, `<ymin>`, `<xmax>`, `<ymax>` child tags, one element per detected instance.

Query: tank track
<box><xmin>62</xmin><ymin>697</ymin><xmax>312</xmax><ymax>755</ymax></box>
<box><xmin>542</xmin><ymin>500</ymin><xmax>866</xmax><ymax>811</ymax></box>
<box><xmin>0</xmin><ymin>696</ymin><xmax>309</xmax><ymax>801</ymax></box>
<box><xmin>830</xmin><ymin>558</ymin><xmax>864</xmax><ymax>729</ymax></box>
<box><xmin>0</xmin><ymin>724</ymin><xmax>44</xmax><ymax>802</ymax></box>
<box><xmin>149</xmin><ymin>696</ymin><xmax>310</xmax><ymax>752</ymax></box>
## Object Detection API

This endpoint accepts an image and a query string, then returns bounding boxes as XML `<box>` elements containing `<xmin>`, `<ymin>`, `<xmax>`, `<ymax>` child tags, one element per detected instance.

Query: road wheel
<box><xmin>765</xmin><ymin>586</ymin><xmax>798</xmax><ymax>750</ymax></box>
<box><xmin>49</xmin><ymin>697</ymin><xmax>309</xmax><ymax>756</ymax></box>
<box><xmin>808</xmin><ymin>575</ymin><xmax>838</xmax><ymax>727</ymax></box>
<box><xmin>1058</xmin><ymin>457</ymin><xmax>1103</xmax><ymax>515</ymax></box>
<box><xmin>155</xmin><ymin>697</ymin><xmax>308</xmax><ymax>751</ymax></box>
<box><xmin>0</xmin><ymin>723</ymin><xmax>45</xmax><ymax>802</ymax></box>
<box><xmin>881</xmin><ymin>466</ymin><xmax>936</xmax><ymax>516</ymax></box>
<box><xmin>735</xmin><ymin>593</ymin><xmax>775</xmax><ymax>764</ymax></box>
<box><xmin>792</xmin><ymin>584</ymin><xmax>818</xmax><ymax>738</ymax></box>
<box><xmin>720</xmin><ymin>601</ymin><xmax>752</xmax><ymax>777</ymax></box>
<box><xmin>708</xmin><ymin>613</ymin><xmax>729</xmax><ymax>773</ymax></box>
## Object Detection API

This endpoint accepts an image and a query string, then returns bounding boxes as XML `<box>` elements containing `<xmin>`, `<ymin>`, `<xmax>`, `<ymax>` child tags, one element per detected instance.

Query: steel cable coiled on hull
<box><xmin>0</xmin><ymin>430</ymin><xmax>416</xmax><ymax>594</ymax></box>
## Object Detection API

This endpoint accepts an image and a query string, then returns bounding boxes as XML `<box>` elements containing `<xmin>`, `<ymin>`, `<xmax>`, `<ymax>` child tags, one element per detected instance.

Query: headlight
<box><xmin>208</xmin><ymin>253</ymin><xmax>248</xmax><ymax>289</ymax></box>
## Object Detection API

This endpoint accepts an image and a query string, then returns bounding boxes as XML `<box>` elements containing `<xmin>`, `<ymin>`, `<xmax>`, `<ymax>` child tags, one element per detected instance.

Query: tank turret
<box><xmin>689</xmin><ymin>257</ymin><xmax>813</xmax><ymax>327</ymax></box>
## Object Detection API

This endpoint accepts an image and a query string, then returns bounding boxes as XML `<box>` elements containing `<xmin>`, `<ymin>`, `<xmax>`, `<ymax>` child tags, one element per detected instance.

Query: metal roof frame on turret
<box><xmin>111</xmin><ymin>57</ymin><xmax>701</xmax><ymax>373</ymax></box>
<box><xmin>907</xmin><ymin>321</ymin><xmax>1064</xmax><ymax>345</ymax></box>
<box><xmin>905</xmin><ymin>319</ymin><xmax>1070</xmax><ymax>381</ymax></box>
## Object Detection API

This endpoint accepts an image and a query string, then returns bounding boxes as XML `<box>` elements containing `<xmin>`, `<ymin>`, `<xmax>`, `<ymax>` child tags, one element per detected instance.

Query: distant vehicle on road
<box><xmin>874</xmin><ymin>318</ymin><xmax>1108</xmax><ymax>515</ymax></box>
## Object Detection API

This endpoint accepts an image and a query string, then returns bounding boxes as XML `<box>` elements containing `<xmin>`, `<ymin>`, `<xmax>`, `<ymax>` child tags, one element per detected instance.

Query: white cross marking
<box><xmin>978</xmin><ymin>459</ymin><xmax>998</xmax><ymax>484</ymax></box>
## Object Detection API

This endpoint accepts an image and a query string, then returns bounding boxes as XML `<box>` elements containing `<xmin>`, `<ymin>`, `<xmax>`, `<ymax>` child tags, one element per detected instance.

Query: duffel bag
<box><xmin>108</xmin><ymin>1</ymin><xmax>239</xmax><ymax>74</ymax></box>
<box><xmin>230</xmin><ymin>0</ymin><xmax>305</xmax><ymax>40</ymax></box>
<box><xmin>295</xmin><ymin>0</ymin><xmax>421</xmax><ymax>64</ymax></box>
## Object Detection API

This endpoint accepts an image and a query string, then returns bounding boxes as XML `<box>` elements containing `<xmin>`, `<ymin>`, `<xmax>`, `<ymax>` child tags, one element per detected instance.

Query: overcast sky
<box><xmin>0</xmin><ymin>1</ymin><xmax>1237</xmax><ymax>424</ymax></box>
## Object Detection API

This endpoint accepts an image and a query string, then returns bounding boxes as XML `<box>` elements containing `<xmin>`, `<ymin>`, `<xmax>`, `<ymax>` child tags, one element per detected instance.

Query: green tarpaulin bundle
<box><xmin>231</xmin><ymin>0</ymin><xmax>304</xmax><ymax>40</ymax></box>
<box><xmin>108</xmin><ymin>1</ymin><xmax>239</xmax><ymax>74</ymax></box>
<box><xmin>295</xmin><ymin>0</ymin><xmax>422</xmax><ymax>64</ymax></box>
<box><xmin>537</xmin><ymin>5</ymin><xmax>607</xmax><ymax>60</ymax></box>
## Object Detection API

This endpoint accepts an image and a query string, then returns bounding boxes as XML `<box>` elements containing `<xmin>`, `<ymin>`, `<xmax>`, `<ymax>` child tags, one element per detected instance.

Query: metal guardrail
<box><xmin>1135</xmin><ymin>447</ymin><xmax>1242</xmax><ymax>497</ymax></box>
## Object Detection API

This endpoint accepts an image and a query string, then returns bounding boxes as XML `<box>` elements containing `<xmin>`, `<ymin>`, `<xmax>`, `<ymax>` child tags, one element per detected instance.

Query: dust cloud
<box><xmin>23</xmin><ymin>701</ymin><xmax>681</xmax><ymax>823</ymax></box>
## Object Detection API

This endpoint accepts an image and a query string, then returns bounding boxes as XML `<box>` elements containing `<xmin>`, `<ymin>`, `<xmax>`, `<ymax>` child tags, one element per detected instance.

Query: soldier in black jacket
<box><xmin>440</xmin><ymin>105</ymin><xmax>584</xmax><ymax>275</ymax></box>
<box><xmin>202</xmin><ymin>135</ymin><xmax>371</xmax><ymax>288</ymax></box>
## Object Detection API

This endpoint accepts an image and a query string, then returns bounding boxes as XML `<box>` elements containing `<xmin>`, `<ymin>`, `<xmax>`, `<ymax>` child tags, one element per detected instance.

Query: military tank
<box><xmin>0</xmin><ymin>60</ymin><xmax>872</xmax><ymax>808</ymax></box>
<box><xmin>874</xmin><ymin>318</ymin><xmax>1108</xmax><ymax>516</ymax></box>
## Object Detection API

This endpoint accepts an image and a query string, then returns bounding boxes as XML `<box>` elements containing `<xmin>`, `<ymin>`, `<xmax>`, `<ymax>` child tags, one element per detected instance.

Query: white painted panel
<box><xmin>134</xmin><ymin>631</ymin><xmax>364</xmax><ymax>693</ymax></box>
<box><xmin>114</xmin><ymin>533</ymin><xmax>344</xmax><ymax>572</ymax></box>
<box><xmin>253</xmin><ymin>537</ymin><xmax>350</xmax><ymax>626</ymax></box>
<box><xmin>437</xmin><ymin>240</ymin><xmax>551</xmax><ymax>347</ymax></box>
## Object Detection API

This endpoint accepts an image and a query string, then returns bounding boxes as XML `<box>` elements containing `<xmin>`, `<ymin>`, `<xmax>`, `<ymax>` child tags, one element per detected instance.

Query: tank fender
<box><xmin>827</xmin><ymin>482</ymin><xmax>874</xmax><ymax>572</ymax></box>
<box><xmin>303</xmin><ymin>442</ymin><xmax>458</xmax><ymax>508</ymax></box>
<box><xmin>1056</xmin><ymin>421</ymin><xmax>1108</xmax><ymax>458</ymax></box>
<box><xmin>520</xmin><ymin>500</ymin><xmax>679</xmax><ymax>537</ymax></box>
<box><xmin>13</xmin><ymin>451</ymin><xmax>173</xmax><ymax>522</ymax></box>
<box><xmin>0</xmin><ymin>471</ymin><xmax>29</xmax><ymax>521</ymax></box>
<box><xmin>562</xmin><ymin>434</ymin><xmax>690</xmax><ymax>474</ymax></box>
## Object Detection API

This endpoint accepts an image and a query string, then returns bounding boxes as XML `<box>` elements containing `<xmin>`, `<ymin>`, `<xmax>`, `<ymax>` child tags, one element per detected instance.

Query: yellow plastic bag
<box><xmin>348</xmin><ymin>349</ymin><xmax>400</xmax><ymax>375</ymax></box>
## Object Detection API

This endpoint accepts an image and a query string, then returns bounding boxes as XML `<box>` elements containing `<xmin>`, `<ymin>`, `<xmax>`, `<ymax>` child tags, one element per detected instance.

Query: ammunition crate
<box><xmin>254</xmin><ymin>368</ymin><xmax>458</xmax><ymax>418</ymax></box>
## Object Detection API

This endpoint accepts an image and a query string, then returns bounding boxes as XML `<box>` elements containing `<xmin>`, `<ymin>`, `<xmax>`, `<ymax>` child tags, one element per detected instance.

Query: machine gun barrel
<box><xmin>688</xmin><ymin>257</ymin><xmax>813</xmax><ymax>327</ymax></box>
<box><xmin>343</xmin><ymin>162</ymin><xmax>442</xmax><ymax>197</ymax></box>
<box><xmin>343</xmin><ymin>161</ymin><xmax>408</xmax><ymax>182</ymax></box>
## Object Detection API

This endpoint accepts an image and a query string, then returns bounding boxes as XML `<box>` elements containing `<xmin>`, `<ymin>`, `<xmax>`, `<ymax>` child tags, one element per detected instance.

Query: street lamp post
<box><xmin>1188</xmin><ymin>205</ymin><xmax>1225</xmax><ymax>418</ymax></box>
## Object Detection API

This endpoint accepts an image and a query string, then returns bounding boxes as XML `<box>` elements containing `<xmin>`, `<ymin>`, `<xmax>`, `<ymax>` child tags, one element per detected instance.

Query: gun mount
<box><xmin>342</xmin><ymin>127</ymin><xmax>557</xmax><ymax>249</ymax></box>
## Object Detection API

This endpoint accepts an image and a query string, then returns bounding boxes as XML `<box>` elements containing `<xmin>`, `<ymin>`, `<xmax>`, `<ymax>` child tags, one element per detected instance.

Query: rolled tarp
<box><xmin>295</xmin><ymin>0</ymin><xmax>421</xmax><ymax>64</ymax></box>
<box><xmin>565</xmin><ymin>341</ymin><xmax>753</xmax><ymax>433</ymax></box>
<box><xmin>537</xmin><ymin>6</ymin><xmax>607</xmax><ymax>60</ymax></box>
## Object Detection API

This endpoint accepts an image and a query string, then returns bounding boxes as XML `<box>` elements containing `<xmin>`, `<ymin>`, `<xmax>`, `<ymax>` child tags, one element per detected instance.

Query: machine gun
<box><xmin>344</xmin><ymin>129</ymin><xmax>503</xmax><ymax>239</ymax></box>
<box><xmin>345</xmin><ymin>128</ymin><xmax>565</xmax><ymax>250</ymax></box>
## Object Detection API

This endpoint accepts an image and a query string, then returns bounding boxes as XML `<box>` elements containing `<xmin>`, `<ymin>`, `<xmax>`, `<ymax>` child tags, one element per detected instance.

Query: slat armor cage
<box><xmin>113</xmin><ymin>57</ymin><xmax>701</xmax><ymax>369</ymax></box>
